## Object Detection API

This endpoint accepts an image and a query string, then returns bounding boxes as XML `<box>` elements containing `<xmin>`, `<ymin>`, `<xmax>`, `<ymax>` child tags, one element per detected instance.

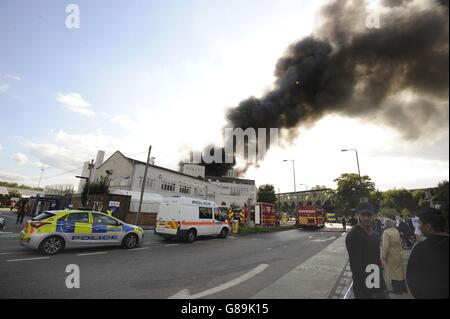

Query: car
<box><xmin>19</xmin><ymin>210</ymin><xmax>144</xmax><ymax>255</ymax></box>
<box><xmin>155</xmin><ymin>197</ymin><xmax>230</xmax><ymax>243</ymax></box>
<box><xmin>0</xmin><ymin>216</ymin><xmax>5</xmax><ymax>230</ymax></box>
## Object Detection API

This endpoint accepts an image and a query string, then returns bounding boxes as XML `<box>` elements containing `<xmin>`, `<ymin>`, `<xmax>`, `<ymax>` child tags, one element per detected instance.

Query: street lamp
<box><xmin>283</xmin><ymin>160</ymin><xmax>297</xmax><ymax>212</ymax></box>
<box><xmin>341</xmin><ymin>149</ymin><xmax>361</xmax><ymax>179</ymax></box>
<box><xmin>37</xmin><ymin>168</ymin><xmax>45</xmax><ymax>189</ymax></box>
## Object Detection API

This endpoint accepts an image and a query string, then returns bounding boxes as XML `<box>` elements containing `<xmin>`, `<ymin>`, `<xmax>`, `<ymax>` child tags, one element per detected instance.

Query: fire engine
<box><xmin>296</xmin><ymin>205</ymin><xmax>325</xmax><ymax>229</ymax></box>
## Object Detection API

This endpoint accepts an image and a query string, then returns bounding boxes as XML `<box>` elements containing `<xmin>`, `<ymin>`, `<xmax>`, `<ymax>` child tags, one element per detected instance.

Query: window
<box><xmin>91</xmin><ymin>213</ymin><xmax>118</xmax><ymax>226</ymax></box>
<box><xmin>120</xmin><ymin>176</ymin><xmax>131</xmax><ymax>186</ymax></box>
<box><xmin>161</xmin><ymin>181</ymin><xmax>176</xmax><ymax>192</ymax></box>
<box><xmin>179</xmin><ymin>185</ymin><xmax>191</xmax><ymax>194</ymax></box>
<box><xmin>214</xmin><ymin>207</ymin><xmax>226</xmax><ymax>221</ymax></box>
<box><xmin>199</xmin><ymin>207</ymin><xmax>212</xmax><ymax>219</ymax></box>
<box><xmin>33</xmin><ymin>212</ymin><xmax>56</xmax><ymax>221</ymax></box>
<box><xmin>65</xmin><ymin>213</ymin><xmax>89</xmax><ymax>223</ymax></box>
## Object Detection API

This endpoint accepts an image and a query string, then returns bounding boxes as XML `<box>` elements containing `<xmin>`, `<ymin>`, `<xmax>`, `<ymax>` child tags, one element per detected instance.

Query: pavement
<box><xmin>338</xmin><ymin>239</ymin><xmax>414</xmax><ymax>299</ymax></box>
<box><xmin>252</xmin><ymin>232</ymin><xmax>348</xmax><ymax>298</ymax></box>
<box><xmin>0</xmin><ymin>211</ymin><xmax>351</xmax><ymax>299</ymax></box>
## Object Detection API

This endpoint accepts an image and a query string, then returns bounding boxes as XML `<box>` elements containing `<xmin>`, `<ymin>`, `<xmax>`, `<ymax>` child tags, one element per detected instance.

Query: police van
<box><xmin>155</xmin><ymin>196</ymin><xmax>230</xmax><ymax>243</ymax></box>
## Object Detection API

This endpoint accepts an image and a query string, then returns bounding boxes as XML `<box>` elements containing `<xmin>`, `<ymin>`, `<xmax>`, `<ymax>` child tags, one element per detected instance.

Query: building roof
<box><xmin>205</xmin><ymin>176</ymin><xmax>255</xmax><ymax>186</ymax></box>
<box><xmin>0</xmin><ymin>186</ymin><xmax>9</xmax><ymax>196</ymax></box>
<box><xmin>99</xmin><ymin>151</ymin><xmax>255</xmax><ymax>185</ymax></box>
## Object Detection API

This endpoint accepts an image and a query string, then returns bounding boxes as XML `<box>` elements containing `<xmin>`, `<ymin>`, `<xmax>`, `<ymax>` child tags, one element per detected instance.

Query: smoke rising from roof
<box><xmin>189</xmin><ymin>0</ymin><xmax>449</xmax><ymax>177</ymax></box>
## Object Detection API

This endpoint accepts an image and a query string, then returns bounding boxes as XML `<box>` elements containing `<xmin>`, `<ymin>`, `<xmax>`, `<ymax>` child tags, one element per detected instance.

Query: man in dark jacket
<box><xmin>346</xmin><ymin>201</ymin><xmax>387</xmax><ymax>299</ymax></box>
<box><xmin>16</xmin><ymin>200</ymin><xmax>27</xmax><ymax>224</ymax></box>
<box><xmin>406</xmin><ymin>208</ymin><xmax>449</xmax><ymax>299</ymax></box>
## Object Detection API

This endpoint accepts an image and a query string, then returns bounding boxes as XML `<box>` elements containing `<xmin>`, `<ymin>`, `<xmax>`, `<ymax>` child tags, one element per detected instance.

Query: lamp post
<box><xmin>283</xmin><ymin>160</ymin><xmax>297</xmax><ymax>211</ymax></box>
<box><xmin>37</xmin><ymin>168</ymin><xmax>45</xmax><ymax>189</ymax></box>
<box><xmin>136</xmin><ymin>145</ymin><xmax>152</xmax><ymax>225</ymax></box>
<box><xmin>341</xmin><ymin>149</ymin><xmax>361</xmax><ymax>179</ymax></box>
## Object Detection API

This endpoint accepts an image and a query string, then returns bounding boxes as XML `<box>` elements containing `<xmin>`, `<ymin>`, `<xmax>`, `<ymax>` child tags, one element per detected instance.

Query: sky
<box><xmin>0</xmin><ymin>0</ymin><xmax>448</xmax><ymax>192</ymax></box>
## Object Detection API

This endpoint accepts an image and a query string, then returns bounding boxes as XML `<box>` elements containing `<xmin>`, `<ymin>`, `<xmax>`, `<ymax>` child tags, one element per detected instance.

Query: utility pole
<box><xmin>37</xmin><ymin>168</ymin><xmax>45</xmax><ymax>189</ymax></box>
<box><xmin>283</xmin><ymin>160</ymin><xmax>297</xmax><ymax>212</ymax></box>
<box><xmin>86</xmin><ymin>159</ymin><xmax>94</xmax><ymax>207</ymax></box>
<box><xmin>136</xmin><ymin>145</ymin><xmax>152</xmax><ymax>225</ymax></box>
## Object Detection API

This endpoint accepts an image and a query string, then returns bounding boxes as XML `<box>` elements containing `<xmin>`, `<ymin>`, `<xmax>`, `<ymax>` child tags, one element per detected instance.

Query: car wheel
<box><xmin>185</xmin><ymin>229</ymin><xmax>196</xmax><ymax>243</ymax></box>
<box><xmin>218</xmin><ymin>227</ymin><xmax>228</xmax><ymax>239</ymax></box>
<box><xmin>122</xmin><ymin>233</ymin><xmax>138</xmax><ymax>249</ymax></box>
<box><xmin>39</xmin><ymin>236</ymin><xmax>65</xmax><ymax>255</ymax></box>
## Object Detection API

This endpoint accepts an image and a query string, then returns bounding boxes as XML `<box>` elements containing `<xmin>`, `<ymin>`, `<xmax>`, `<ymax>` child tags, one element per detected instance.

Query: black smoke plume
<box><xmin>190</xmin><ymin>0</ymin><xmax>449</xmax><ymax>177</ymax></box>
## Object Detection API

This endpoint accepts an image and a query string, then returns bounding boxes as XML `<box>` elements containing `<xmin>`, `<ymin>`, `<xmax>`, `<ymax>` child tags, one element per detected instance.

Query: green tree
<box><xmin>8</xmin><ymin>190</ymin><xmax>21</xmax><ymax>198</ymax></box>
<box><xmin>333</xmin><ymin>173</ymin><xmax>376</xmax><ymax>216</ymax></box>
<box><xmin>381</xmin><ymin>189</ymin><xmax>417</xmax><ymax>215</ymax></box>
<box><xmin>257</xmin><ymin>184</ymin><xmax>277</xmax><ymax>204</ymax></box>
<box><xmin>412</xmin><ymin>190</ymin><xmax>428</xmax><ymax>208</ymax></box>
<box><xmin>82</xmin><ymin>176</ymin><xmax>109</xmax><ymax>206</ymax></box>
<box><xmin>434</xmin><ymin>180</ymin><xmax>449</xmax><ymax>228</ymax></box>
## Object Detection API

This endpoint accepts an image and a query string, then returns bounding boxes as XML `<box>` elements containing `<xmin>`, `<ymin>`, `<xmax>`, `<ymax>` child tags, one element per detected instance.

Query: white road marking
<box><xmin>169</xmin><ymin>263</ymin><xmax>270</xmax><ymax>299</ymax></box>
<box><xmin>131</xmin><ymin>247</ymin><xmax>150</xmax><ymax>251</ymax></box>
<box><xmin>311</xmin><ymin>236</ymin><xmax>336</xmax><ymax>242</ymax></box>
<box><xmin>77</xmin><ymin>251</ymin><xmax>108</xmax><ymax>256</ymax></box>
<box><xmin>266</xmin><ymin>247</ymin><xmax>272</xmax><ymax>250</ymax></box>
<box><xmin>165</xmin><ymin>244</ymin><xmax>179</xmax><ymax>247</ymax></box>
<box><xmin>142</xmin><ymin>242</ymin><xmax>159</xmax><ymax>245</ymax></box>
<box><xmin>0</xmin><ymin>231</ymin><xmax>13</xmax><ymax>234</ymax></box>
<box><xmin>6</xmin><ymin>257</ymin><xmax>50</xmax><ymax>262</ymax></box>
<box><xmin>0</xmin><ymin>251</ymin><xmax>27</xmax><ymax>255</ymax></box>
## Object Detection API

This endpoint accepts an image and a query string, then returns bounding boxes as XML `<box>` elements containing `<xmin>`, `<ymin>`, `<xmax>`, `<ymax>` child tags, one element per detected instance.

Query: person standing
<box><xmin>406</xmin><ymin>208</ymin><xmax>449</xmax><ymax>299</ymax></box>
<box><xmin>382</xmin><ymin>219</ymin><xmax>407</xmax><ymax>294</ymax></box>
<box><xmin>412</xmin><ymin>215</ymin><xmax>423</xmax><ymax>242</ymax></box>
<box><xmin>16</xmin><ymin>200</ymin><xmax>27</xmax><ymax>224</ymax></box>
<box><xmin>342</xmin><ymin>216</ymin><xmax>347</xmax><ymax>231</ymax></box>
<box><xmin>346</xmin><ymin>201</ymin><xmax>387</xmax><ymax>299</ymax></box>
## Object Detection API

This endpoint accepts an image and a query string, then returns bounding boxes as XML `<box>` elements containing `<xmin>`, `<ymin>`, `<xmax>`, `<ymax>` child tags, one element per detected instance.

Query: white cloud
<box><xmin>0</xmin><ymin>83</ymin><xmax>10</xmax><ymax>93</ymax></box>
<box><xmin>0</xmin><ymin>144</ymin><xmax>2</xmax><ymax>151</ymax></box>
<box><xmin>0</xmin><ymin>171</ymin><xmax>28</xmax><ymax>182</ymax></box>
<box><xmin>1</xmin><ymin>73</ymin><xmax>21</xmax><ymax>81</ymax></box>
<box><xmin>24</xmin><ymin>130</ymin><xmax>132</xmax><ymax>173</ymax></box>
<box><xmin>11</xmin><ymin>152</ymin><xmax>28</xmax><ymax>165</ymax></box>
<box><xmin>110</xmin><ymin>114</ymin><xmax>141</xmax><ymax>131</ymax></box>
<box><xmin>56</xmin><ymin>92</ymin><xmax>94</xmax><ymax>116</ymax></box>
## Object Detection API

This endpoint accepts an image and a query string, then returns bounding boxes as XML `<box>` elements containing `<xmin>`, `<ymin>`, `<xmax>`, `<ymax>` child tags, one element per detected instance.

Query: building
<box><xmin>84</xmin><ymin>151</ymin><xmax>256</xmax><ymax>211</ymax></box>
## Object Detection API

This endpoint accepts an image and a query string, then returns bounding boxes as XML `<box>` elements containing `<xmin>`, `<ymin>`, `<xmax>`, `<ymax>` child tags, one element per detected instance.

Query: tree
<box><xmin>412</xmin><ymin>190</ymin><xmax>428</xmax><ymax>209</ymax></box>
<box><xmin>8</xmin><ymin>190</ymin><xmax>21</xmax><ymax>198</ymax></box>
<box><xmin>257</xmin><ymin>184</ymin><xmax>277</xmax><ymax>204</ymax></box>
<box><xmin>434</xmin><ymin>180</ymin><xmax>449</xmax><ymax>228</ymax></box>
<box><xmin>333</xmin><ymin>173</ymin><xmax>376</xmax><ymax>216</ymax></box>
<box><xmin>381</xmin><ymin>189</ymin><xmax>417</xmax><ymax>215</ymax></box>
<box><xmin>82</xmin><ymin>176</ymin><xmax>109</xmax><ymax>206</ymax></box>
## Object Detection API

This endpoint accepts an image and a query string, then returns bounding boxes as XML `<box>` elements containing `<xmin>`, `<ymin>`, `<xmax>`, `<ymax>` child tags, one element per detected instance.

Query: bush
<box><xmin>380</xmin><ymin>207</ymin><xmax>398</xmax><ymax>220</ymax></box>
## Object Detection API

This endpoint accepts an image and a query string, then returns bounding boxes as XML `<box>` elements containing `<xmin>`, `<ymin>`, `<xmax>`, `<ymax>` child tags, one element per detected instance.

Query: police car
<box><xmin>19</xmin><ymin>210</ymin><xmax>144</xmax><ymax>255</ymax></box>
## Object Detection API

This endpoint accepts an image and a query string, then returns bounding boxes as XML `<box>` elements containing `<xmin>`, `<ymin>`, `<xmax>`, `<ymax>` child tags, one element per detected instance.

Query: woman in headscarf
<box><xmin>382</xmin><ymin>218</ymin><xmax>408</xmax><ymax>294</ymax></box>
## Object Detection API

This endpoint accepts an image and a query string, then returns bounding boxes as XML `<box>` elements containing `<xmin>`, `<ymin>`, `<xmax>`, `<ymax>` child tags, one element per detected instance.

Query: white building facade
<box><xmin>85</xmin><ymin>151</ymin><xmax>256</xmax><ymax>209</ymax></box>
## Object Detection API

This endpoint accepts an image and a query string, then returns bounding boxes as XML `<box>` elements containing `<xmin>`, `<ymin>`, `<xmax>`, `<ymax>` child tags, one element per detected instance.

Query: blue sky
<box><xmin>0</xmin><ymin>0</ymin><xmax>448</xmax><ymax>191</ymax></box>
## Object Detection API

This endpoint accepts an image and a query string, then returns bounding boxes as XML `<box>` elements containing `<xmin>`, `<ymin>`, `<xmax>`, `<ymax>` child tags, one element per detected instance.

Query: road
<box><xmin>0</xmin><ymin>210</ymin><xmax>345</xmax><ymax>299</ymax></box>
